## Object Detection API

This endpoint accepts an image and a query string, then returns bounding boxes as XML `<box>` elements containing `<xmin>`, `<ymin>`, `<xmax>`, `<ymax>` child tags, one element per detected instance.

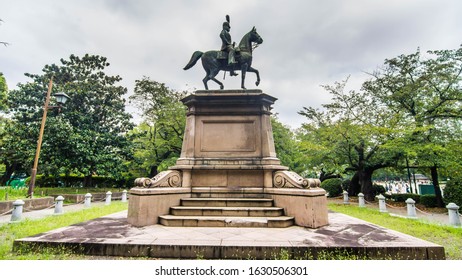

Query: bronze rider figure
<box><xmin>220</xmin><ymin>15</ymin><xmax>238</xmax><ymax>76</ymax></box>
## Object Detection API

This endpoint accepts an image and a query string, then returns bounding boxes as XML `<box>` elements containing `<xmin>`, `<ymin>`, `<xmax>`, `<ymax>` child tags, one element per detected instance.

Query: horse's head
<box><xmin>249</xmin><ymin>26</ymin><xmax>263</xmax><ymax>45</ymax></box>
<box><xmin>239</xmin><ymin>27</ymin><xmax>263</xmax><ymax>52</ymax></box>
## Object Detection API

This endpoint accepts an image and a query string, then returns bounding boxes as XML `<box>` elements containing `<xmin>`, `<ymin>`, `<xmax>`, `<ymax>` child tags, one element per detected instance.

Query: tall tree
<box><xmin>298</xmin><ymin>78</ymin><xmax>404</xmax><ymax>200</ymax></box>
<box><xmin>0</xmin><ymin>72</ymin><xmax>7</xmax><ymax>110</ymax></box>
<box><xmin>271</xmin><ymin>116</ymin><xmax>305</xmax><ymax>175</ymax></box>
<box><xmin>7</xmin><ymin>54</ymin><xmax>134</xmax><ymax>187</ymax></box>
<box><xmin>363</xmin><ymin>46</ymin><xmax>462</xmax><ymax>206</ymax></box>
<box><xmin>129</xmin><ymin>78</ymin><xmax>186</xmax><ymax>177</ymax></box>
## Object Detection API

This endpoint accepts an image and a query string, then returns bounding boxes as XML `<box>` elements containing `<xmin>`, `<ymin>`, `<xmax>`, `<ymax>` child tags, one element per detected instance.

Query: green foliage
<box><xmin>420</xmin><ymin>194</ymin><xmax>437</xmax><ymax>208</ymax></box>
<box><xmin>128</xmin><ymin>78</ymin><xmax>186</xmax><ymax>177</ymax></box>
<box><xmin>298</xmin><ymin>77</ymin><xmax>403</xmax><ymax>200</ymax></box>
<box><xmin>0</xmin><ymin>72</ymin><xmax>7</xmax><ymax>111</ymax></box>
<box><xmin>5</xmin><ymin>54</ymin><xmax>134</xmax><ymax>185</ymax></box>
<box><xmin>373</xmin><ymin>183</ymin><xmax>386</xmax><ymax>195</ymax></box>
<box><xmin>364</xmin><ymin>46</ymin><xmax>462</xmax><ymax>207</ymax></box>
<box><xmin>24</xmin><ymin>174</ymin><xmax>135</xmax><ymax>189</ymax></box>
<box><xmin>443</xmin><ymin>178</ymin><xmax>462</xmax><ymax>206</ymax></box>
<box><xmin>297</xmin><ymin>46</ymin><xmax>462</xmax><ymax>204</ymax></box>
<box><xmin>321</xmin><ymin>178</ymin><xmax>343</xmax><ymax>197</ymax></box>
<box><xmin>384</xmin><ymin>193</ymin><xmax>421</xmax><ymax>203</ymax></box>
<box><xmin>271</xmin><ymin>116</ymin><xmax>305</xmax><ymax>175</ymax></box>
<box><xmin>0</xmin><ymin>187</ymin><xmax>28</xmax><ymax>201</ymax></box>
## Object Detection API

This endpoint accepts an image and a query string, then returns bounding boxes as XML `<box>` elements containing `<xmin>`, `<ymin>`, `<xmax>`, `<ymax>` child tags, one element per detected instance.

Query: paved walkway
<box><xmin>14</xmin><ymin>210</ymin><xmax>445</xmax><ymax>259</ymax></box>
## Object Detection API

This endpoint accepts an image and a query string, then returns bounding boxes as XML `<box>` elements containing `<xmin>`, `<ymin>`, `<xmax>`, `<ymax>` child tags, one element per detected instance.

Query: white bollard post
<box><xmin>405</xmin><ymin>198</ymin><xmax>417</xmax><ymax>219</ymax></box>
<box><xmin>10</xmin><ymin>199</ymin><xmax>25</xmax><ymax>222</ymax></box>
<box><xmin>343</xmin><ymin>190</ymin><xmax>349</xmax><ymax>205</ymax></box>
<box><xmin>446</xmin><ymin>203</ymin><xmax>461</xmax><ymax>227</ymax></box>
<box><xmin>121</xmin><ymin>190</ymin><xmax>127</xmax><ymax>203</ymax></box>
<box><xmin>358</xmin><ymin>193</ymin><xmax>365</xmax><ymax>207</ymax></box>
<box><xmin>84</xmin><ymin>193</ymin><xmax>92</xmax><ymax>208</ymax></box>
<box><xmin>377</xmin><ymin>194</ymin><xmax>388</xmax><ymax>213</ymax></box>
<box><xmin>54</xmin><ymin>195</ymin><xmax>65</xmax><ymax>215</ymax></box>
<box><xmin>105</xmin><ymin>191</ymin><xmax>112</xmax><ymax>205</ymax></box>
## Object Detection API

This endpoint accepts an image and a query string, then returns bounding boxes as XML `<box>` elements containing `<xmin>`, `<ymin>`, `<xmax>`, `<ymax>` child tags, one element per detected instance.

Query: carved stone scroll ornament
<box><xmin>273</xmin><ymin>171</ymin><xmax>320</xmax><ymax>189</ymax></box>
<box><xmin>134</xmin><ymin>170</ymin><xmax>182</xmax><ymax>188</ymax></box>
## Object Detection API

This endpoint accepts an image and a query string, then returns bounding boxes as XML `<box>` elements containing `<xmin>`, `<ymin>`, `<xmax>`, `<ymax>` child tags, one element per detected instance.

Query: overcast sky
<box><xmin>1</xmin><ymin>0</ymin><xmax>461</xmax><ymax>128</ymax></box>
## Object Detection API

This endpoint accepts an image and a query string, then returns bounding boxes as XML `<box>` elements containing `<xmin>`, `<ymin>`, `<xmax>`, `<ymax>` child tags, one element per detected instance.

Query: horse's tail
<box><xmin>183</xmin><ymin>51</ymin><xmax>203</xmax><ymax>70</ymax></box>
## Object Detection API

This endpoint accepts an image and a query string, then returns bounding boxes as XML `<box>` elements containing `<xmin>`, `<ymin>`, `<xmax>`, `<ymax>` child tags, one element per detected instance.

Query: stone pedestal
<box><xmin>171</xmin><ymin>90</ymin><xmax>288</xmax><ymax>188</ymax></box>
<box><xmin>128</xmin><ymin>90</ymin><xmax>328</xmax><ymax>228</ymax></box>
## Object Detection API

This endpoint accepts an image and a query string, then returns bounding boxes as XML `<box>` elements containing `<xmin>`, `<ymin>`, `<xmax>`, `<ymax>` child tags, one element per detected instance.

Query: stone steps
<box><xmin>170</xmin><ymin>206</ymin><xmax>285</xmax><ymax>217</ymax></box>
<box><xmin>180</xmin><ymin>198</ymin><xmax>274</xmax><ymax>207</ymax></box>
<box><xmin>159</xmin><ymin>189</ymin><xmax>295</xmax><ymax>228</ymax></box>
<box><xmin>158</xmin><ymin>215</ymin><xmax>294</xmax><ymax>228</ymax></box>
<box><xmin>191</xmin><ymin>187</ymin><xmax>266</xmax><ymax>198</ymax></box>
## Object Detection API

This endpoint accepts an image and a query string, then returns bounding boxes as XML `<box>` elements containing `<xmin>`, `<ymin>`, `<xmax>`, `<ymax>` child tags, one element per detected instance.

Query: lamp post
<box><xmin>27</xmin><ymin>77</ymin><xmax>70</xmax><ymax>198</ymax></box>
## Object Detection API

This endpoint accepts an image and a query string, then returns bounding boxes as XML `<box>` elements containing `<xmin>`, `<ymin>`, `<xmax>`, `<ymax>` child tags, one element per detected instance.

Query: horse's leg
<box><xmin>202</xmin><ymin>54</ymin><xmax>224</xmax><ymax>90</ymax></box>
<box><xmin>240</xmin><ymin>63</ymin><xmax>248</xmax><ymax>89</ymax></box>
<box><xmin>202</xmin><ymin>69</ymin><xmax>210</xmax><ymax>90</ymax></box>
<box><xmin>211</xmin><ymin>77</ymin><xmax>224</xmax><ymax>89</ymax></box>
<box><xmin>247</xmin><ymin>66</ymin><xmax>260</xmax><ymax>86</ymax></box>
<box><xmin>210</xmin><ymin>67</ymin><xmax>224</xmax><ymax>89</ymax></box>
<box><xmin>209</xmin><ymin>68</ymin><xmax>224</xmax><ymax>90</ymax></box>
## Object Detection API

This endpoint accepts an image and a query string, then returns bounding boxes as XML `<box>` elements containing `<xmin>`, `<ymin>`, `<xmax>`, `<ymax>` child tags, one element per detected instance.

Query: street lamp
<box><xmin>27</xmin><ymin>77</ymin><xmax>70</xmax><ymax>198</ymax></box>
<box><xmin>54</xmin><ymin>92</ymin><xmax>70</xmax><ymax>106</ymax></box>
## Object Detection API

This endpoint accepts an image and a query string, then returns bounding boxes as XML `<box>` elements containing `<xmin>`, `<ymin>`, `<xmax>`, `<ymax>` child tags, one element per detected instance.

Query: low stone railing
<box><xmin>2</xmin><ymin>190</ymin><xmax>128</xmax><ymax>223</ymax></box>
<box><xmin>341</xmin><ymin>192</ymin><xmax>461</xmax><ymax>227</ymax></box>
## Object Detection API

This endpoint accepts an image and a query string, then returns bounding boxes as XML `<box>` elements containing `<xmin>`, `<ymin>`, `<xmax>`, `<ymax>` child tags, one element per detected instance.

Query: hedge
<box><xmin>444</xmin><ymin>178</ymin><xmax>462</xmax><ymax>207</ymax></box>
<box><xmin>321</xmin><ymin>178</ymin><xmax>343</xmax><ymax>197</ymax></box>
<box><xmin>25</xmin><ymin>174</ymin><xmax>136</xmax><ymax>189</ymax></box>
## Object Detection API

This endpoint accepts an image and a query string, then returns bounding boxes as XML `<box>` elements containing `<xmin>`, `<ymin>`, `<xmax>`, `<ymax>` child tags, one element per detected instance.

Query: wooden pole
<box><xmin>28</xmin><ymin>77</ymin><xmax>53</xmax><ymax>198</ymax></box>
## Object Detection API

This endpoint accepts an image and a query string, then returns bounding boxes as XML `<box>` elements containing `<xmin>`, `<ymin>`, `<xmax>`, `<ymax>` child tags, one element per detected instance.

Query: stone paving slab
<box><xmin>13</xmin><ymin>210</ymin><xmax>445</xmax><ymax>260</ymax></box>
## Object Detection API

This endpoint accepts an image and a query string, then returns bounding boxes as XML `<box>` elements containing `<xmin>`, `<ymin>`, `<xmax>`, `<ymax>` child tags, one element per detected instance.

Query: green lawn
<box><xmin>0</xmin><ymin>202</ymin><xmax>128</xmax><ymax>260</ymax></box>
<box><xmin>329</xmin><ymin>203</ymin><xmax>462</xmax><ymax>260</ymax></box>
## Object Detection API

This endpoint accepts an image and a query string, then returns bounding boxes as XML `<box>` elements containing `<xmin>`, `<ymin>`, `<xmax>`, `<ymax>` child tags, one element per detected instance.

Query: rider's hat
<box><xmin>223</xmin><ymin>15</ymin><xmax>230</xmax><ymax>28</ymax></box>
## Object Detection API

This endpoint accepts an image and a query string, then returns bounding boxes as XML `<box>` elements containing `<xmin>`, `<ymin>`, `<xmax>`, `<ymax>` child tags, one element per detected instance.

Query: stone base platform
<box><xmin>13</xmin><ymin>211</ymin><xmax>445</xmax><ymax>260</ymax></box>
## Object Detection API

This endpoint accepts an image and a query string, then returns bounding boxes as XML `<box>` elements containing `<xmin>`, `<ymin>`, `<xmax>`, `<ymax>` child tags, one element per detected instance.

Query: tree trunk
<box><xmin>359</xmin><ymin>168</ymin><xmax>375</xmax><ymax>201</ymax></box>
<box><xmin>0</xmin><ymin>163</ymin><xmax>17</xmax><ymax>185</ymax></box>
<box><xmin>429</xmin><ymin>165</ymin><xmax>445</xmax><ymax>207</ymax></box>
<box><xmin>149</xmin><ymin>166</ymin><xmax>158</xmax><ymax>178</ymax></box>
<box><xmin>83</xmin><ymin>174</ymin><xmax>93</xmax><ymax>188</ymax></box>
<box><xmin>347</xmin><ymin>171</ymin><xmax>360</xmax><ymax>196</ymax></box>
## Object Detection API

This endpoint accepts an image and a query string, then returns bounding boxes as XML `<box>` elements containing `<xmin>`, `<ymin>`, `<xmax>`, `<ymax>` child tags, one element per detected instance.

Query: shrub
<box><xmin>420</xmin><ymin>194</ymin><xmax>437</xmax><ymax>208</ymax></box>
<box><xmin>373</xmin><ymin>184</ymin><xmax>386</xmax><ymax>195</ymax></box>
<box><xmin>321</xmin><ymin>178</ymin><xmax>343</xmax><ymax>197</ymax></box>
<box><xmin>341</xmin><ymin>179</ymin><xmax>350</xmax><ymax>191</ymax></box>
<box><xmin>25</xmin><ymin>174</ymin><xmax>136</xmax><ymax>189</ymax></box>
<box><xmin>384</xmin><ymin>193</ymin><xmax>421</xmax><ymax>203</ymax></box>
<box><xmin>443</xmin><ymin>178</ymin><xmax>462</xmax><ymax>207</ymax></box>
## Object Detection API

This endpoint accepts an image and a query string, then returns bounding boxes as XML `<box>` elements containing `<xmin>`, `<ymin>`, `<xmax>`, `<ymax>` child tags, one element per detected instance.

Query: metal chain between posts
<box><xmin>414</xmin><ymin>206</ymin><xmax>438</xmax><ymax>216</ymax></box>
<box><xmin>364</xmin><ymin>199</ymin><xmax>378</xmax><ymax>205</ymax></box>
<box><xmin>0</xmin><ymin>209</ymin><xmax>13</xmax><ymax>216</ymax></box>
<box><xmin>385</xmin><ymin>202</ymin><xmax>406</xmax><ymax>209</ymax></box>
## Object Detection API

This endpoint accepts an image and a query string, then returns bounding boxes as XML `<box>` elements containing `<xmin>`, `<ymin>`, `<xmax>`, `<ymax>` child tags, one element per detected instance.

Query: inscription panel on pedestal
<box><xmin>201</xmin><ymin>120</ymin><xmax>255</xmax><ymax>152</ymax></box>
<box><xmin>196</xmin><ymin>116</ymin><xmax>261</xmax><ymax>157</ymax></box>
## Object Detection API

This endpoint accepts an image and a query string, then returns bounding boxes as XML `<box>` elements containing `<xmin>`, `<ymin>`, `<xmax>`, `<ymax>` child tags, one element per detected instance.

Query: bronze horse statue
<box><xmin>183</xmin><ymin>27</ymin><xmax>263</xmax><ymax>90</ymax></box>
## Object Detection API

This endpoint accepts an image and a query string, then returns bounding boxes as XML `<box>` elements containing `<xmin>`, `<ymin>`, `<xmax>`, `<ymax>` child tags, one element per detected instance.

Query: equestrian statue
<box><xmin>183</xmin><ymin>15</ymin><xmax>263</xmax><ymax>90</ymax></box>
